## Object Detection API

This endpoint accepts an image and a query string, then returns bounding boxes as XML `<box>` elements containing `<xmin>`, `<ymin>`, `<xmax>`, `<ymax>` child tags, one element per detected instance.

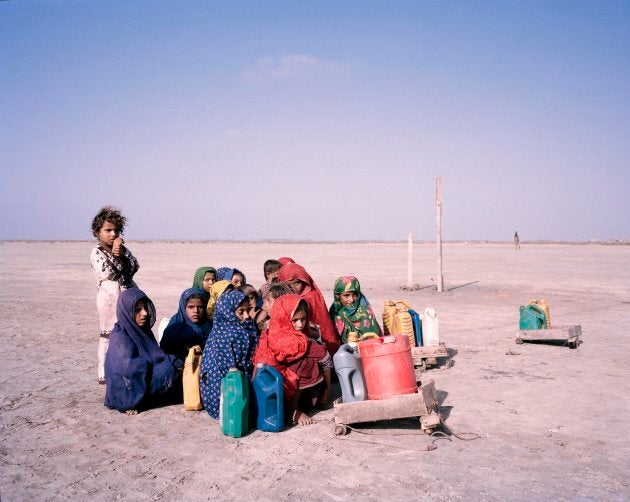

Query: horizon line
<box><xmin>1</xmin><ymin>239</ymin><xmax>628</xmax><ymax>245</ymax></box>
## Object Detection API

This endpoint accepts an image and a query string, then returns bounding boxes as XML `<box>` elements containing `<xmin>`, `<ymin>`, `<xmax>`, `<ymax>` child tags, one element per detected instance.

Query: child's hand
<box><xmin>112</xmin><ymin>237</ymin><xmax>124</xmax><ymax>257</ymax></box>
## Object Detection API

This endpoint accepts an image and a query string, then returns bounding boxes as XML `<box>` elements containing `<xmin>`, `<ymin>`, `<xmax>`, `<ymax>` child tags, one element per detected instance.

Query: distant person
<box><xmin>199</xmin><ymin>290</ymin><xmax>258</xmax><ymax>419</ymax></box>
<box><xmin>253</xmin><ymin>295</ymin><xmax>332</xmax><ymax>425</ymax></box>
<box><xmin>192</xmin><ymin>266</ymin><xmax>217</xmax><ymax>298</ymax></box>
<box><xmin>104</xmin><ymin>288</ymin><xmax>182</xmax><ymax>415</ymax></box>
<box><xmin>277</xmin><ymin>262</ymin><xmax>341</xmax><ymax>356</ymax></box>
<box><xmin>329</xmin><ymin>276</ymin><xmax>382</xmax><ymax>344</ymax></box>
<box><xmin>161</xmin><ymin>288</ymin><xmax>212</xmax><ymax>361</ymax></box>
<box><xmin>514</xmin><ymin>231</ymin><xmax>521</xmax><ymax>251</ymax></box>
<box><xmin>90</xmin><ymin>206</ymin><xmax>140</xmax><ymax>385</ymax></box>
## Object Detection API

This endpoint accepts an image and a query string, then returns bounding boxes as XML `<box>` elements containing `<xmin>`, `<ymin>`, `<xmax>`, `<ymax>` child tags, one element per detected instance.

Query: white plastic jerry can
<box><xmin>421</xmin><ymin>307</ymin><xmax>439</xmax><ymax>346</ymax></box>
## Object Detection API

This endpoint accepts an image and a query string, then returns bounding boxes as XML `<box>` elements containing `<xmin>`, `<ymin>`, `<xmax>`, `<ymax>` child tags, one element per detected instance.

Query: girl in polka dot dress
<box><xmin>199</xmin><ymin>290</ymin><xmax>258</xmax><ymax>419</ymax></box>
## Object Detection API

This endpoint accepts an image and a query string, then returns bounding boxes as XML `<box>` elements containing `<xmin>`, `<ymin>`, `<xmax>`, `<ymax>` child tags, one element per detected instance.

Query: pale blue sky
<box><xmin>1</xmin><ymin>1</ymin><xmax>629</xmax><ymax>241</ymax></box>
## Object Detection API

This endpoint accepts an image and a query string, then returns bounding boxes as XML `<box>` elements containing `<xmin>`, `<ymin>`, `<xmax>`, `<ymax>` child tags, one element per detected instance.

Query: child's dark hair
<box><xmin>91</xmin><ymin>206</ymin><xmax>126</xmax><ymax>237</ymax></box>
<box><xmin>295</xmin><ymin>299</ymin><xmax>309</xmax><ymax>317</ymax></box>
<box><xmin>186</xmin><ymin>292</ymin><xmax>206</xmax><ymax>304</ymax></box>
<box><xmin>239</xmin><ymin>284</ymin><xmax>258</xmax><ymax>298</ymax></box>
<box><xmin>269</xmin><ymin>282</ymin><xmax>293</xmax><ymax>299</ymax></box>
<box><xmin>263</xmin><ymin>259</ymin><xmax>282</xmax><ymax>278</ymax></box>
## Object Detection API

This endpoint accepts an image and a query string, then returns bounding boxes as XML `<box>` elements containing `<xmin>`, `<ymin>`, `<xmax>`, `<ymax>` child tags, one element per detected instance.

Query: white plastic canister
<box><xmin>421</xmin><ymin>307</ymin><xmax>439</xmax><ymax>346</ymax></box>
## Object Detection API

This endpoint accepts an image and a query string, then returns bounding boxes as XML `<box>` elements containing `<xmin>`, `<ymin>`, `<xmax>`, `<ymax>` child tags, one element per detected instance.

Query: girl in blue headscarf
<box><xmin>199</xmin><ymin>290</ymin><xmax>259</xmax><ymax>419</ymax></box>
<box><xmin>216</xmin><ymin>267</ymin><xmax>246</xmax><ymax>289</ymax></box>
<box><xmin>160</xmin><ymin>287</ymin><xmax>213</xmax><ymax>361</ymax></box>
<box><xmin>104</xmin><ymin>288</ymin><xmax>182</xmax><ymax>414</ymax></box>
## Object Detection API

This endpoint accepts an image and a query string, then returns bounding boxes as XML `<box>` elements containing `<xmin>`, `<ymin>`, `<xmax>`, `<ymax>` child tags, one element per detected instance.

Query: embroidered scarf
<box><xmin>329</xmin><ymin>276</ymin><xmax>382</xmax><ymax>343</ymax></box>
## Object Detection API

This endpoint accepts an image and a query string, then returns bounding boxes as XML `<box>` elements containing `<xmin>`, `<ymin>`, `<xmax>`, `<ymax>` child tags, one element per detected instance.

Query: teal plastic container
<box><xmin>252</xmin><ymin>364</ymin><xmax>284</xmax><ymax>432</ymax></box>
<box><xmin>333</xmin><ymin>344</ymin><xmax>367</xmax><ymax>403</ymax></box>
<box><xmin>220</xmin><ymin>368</ymin><xmax>249</xmax><ymax>438</ymax></box>
<box><xmin>519</xmin><ymin>304</ymin><xmax>548</xmax><ymax>330</ymax></box>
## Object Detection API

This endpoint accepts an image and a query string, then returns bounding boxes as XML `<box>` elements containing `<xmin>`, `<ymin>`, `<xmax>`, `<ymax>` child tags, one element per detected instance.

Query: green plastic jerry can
<box><xmin>220</xmin><ymin>368</ymin><xmax>249</xmax><ymax>438</ymax></box>
<box><xmin>519</xmin><ymin>304</ymin><xmax>548</xmax><ymax>330</ymax></box>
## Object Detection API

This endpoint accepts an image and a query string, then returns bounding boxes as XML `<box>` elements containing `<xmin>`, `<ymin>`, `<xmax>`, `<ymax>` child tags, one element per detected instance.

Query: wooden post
<box><xmin>407</xmin><ymin>231</ymin><xmax>413</xmax><ymax>288</ymax></box>
<box><xmin>436</xmin><ymin>177</ymin><xmax>444</xmax><ymax>292</ymax></box>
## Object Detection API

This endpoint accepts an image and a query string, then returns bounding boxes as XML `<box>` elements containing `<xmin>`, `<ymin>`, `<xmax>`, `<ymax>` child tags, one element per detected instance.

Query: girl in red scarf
<box><xmin>253</xmin><ymin>295</ymin><xmax>332</xmax><ymax>425</ymax></box>
<box><xmin>277</xmin><ymin>263</ymin><xmax>340</xmax><ymax>356</ymax></box>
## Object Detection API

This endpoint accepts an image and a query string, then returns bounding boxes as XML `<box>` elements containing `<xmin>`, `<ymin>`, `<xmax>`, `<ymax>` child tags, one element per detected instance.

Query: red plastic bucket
<box><xmin>358</xmin><ymin>335</ymin><xmax>417</xmax><ymax>400</ymax></box>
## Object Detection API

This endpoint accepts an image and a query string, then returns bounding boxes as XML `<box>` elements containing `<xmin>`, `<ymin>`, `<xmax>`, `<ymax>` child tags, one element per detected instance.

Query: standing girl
<box><xmin>90</xmin><ymin>206</ymin><xmax>140</xmax><ymax>384</ymax></box>
<box><xmin>199</xmin><ymin>290</ymin><xmax>258</xmax><ymax>419</ymax></box>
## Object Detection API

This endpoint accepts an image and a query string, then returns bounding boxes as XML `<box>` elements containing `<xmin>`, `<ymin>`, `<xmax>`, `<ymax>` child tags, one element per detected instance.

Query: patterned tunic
<box><xmin>90</xmin><ymin>244</ymin><xmax>139</xmax><ymax>336</ymax></box>
<box><xmin>199</xmin><ymin>290</ymin><xmax>258</xmax><ymax>419</ymax></box>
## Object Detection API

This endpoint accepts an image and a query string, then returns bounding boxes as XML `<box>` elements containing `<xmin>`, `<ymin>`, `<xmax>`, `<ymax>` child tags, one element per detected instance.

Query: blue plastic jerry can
<box><xmin>252</xmin><ymin>364</ymin><xmax>284</xmax><ymax>432</ymax></box>
<box><xmin>408</xmin><ymin>308</ymin><xmax>423</xmax><ymax>347</ymax></box>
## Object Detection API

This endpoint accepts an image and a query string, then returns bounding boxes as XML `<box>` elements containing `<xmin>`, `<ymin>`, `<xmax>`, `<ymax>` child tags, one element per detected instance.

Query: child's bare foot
<box><xmin>125</xmin><ymin>409</ymin><xmax>138</xmax><ymax>416</ymax></box>
<box><xmin>292</xmin><ymin>409</ymin><xmax>314</xmax><ymax>426</ymax></box>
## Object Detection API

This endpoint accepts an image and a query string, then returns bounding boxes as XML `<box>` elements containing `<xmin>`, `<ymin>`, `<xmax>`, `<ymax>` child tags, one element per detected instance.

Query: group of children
<box><xmin>90</xmin><ymin>206</ymin><xmax>382</xmax><ymax>424</ymax></box>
